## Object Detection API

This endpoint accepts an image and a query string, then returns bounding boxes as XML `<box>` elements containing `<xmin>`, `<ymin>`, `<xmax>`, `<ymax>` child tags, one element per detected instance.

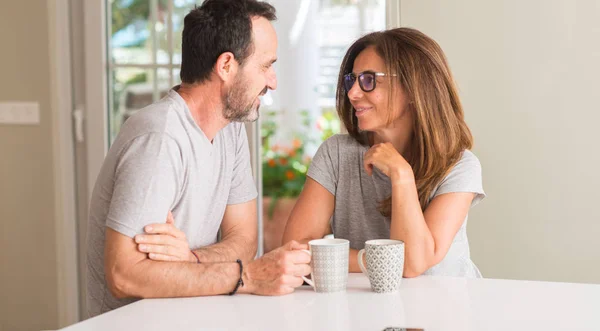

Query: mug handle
<box><xmin>300</xmin><ymin>249</ymin><xmax>315</xmax><ymax>288</ymax></box>
<box><xmin>357</xmin><ymin>249</ymin><xmax>368</xmax><ymax>275</ymax></box>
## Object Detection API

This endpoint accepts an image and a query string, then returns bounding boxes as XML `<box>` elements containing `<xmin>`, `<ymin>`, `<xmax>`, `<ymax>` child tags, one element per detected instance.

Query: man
<box><xmin>86</xmin><ymin>0</ymin><xmax>311</xmax><ymax>318</ymax></box>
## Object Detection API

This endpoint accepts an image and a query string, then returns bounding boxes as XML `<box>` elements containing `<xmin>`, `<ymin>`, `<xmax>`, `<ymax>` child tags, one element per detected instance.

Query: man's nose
<box><xmin>267</xmin><ymin>68</ymin><xmax>277</xmax><ymax>90</ymax></box>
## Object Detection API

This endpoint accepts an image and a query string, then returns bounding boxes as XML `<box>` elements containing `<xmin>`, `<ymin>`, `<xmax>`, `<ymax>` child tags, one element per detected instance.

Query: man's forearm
<box><xmin>193</xmin><ymin>233</ymin><xmax>256</xmax><ymax>263</ymax></box>
<box><xmin>111</xmin><ymin>259</ymin><xmax>246</xmax><ymax>299</ymax></box>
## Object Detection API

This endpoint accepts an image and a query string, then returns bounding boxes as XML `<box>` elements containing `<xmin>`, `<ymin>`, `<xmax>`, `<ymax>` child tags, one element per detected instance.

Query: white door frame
<box><xmin>387</xmin><ymin>0</ymin><xmax>402</xmax><ymax>28</ymax></box>
<box><xmin>48</xmin><ymin>0</ymin><xmax>80</xmax><ymax>326</ymax></box>
<box><xmin>47</xmin><ymin>0</ymin><xmax>110</xmax><ymax>325</ymax></box>
<box><xmin>84</xmin><ymin>0</ymin><xmax>109</xmax><ymax>200</ymax></box>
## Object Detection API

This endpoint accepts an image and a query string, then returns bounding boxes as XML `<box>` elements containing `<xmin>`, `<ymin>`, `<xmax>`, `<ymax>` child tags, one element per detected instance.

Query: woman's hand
<box><xmin>363</xmin><ymin>142</ymin><xmax>414</xmax><ymax>183</ymax></box>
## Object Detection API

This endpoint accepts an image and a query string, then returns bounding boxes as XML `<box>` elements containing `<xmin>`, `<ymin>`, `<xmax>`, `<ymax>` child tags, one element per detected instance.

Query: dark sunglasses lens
<box><xmin>343</xmin><ymin>74</ymin><xmax>355</xmax><ymax>92</ymax></box>
<box><xmin>359</xmin><ymin>73</ymin><xmax>375</xmax><ymax>92</ymax></box>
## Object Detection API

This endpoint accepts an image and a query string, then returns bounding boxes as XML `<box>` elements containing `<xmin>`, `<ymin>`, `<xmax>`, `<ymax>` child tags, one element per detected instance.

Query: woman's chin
<box><xmin>357</xmin><ymin>120</ymin><xmax>373</xmax><ymax>132</ymax></box>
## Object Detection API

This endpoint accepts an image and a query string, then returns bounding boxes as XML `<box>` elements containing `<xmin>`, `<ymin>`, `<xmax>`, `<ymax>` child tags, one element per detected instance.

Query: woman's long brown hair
<box><xmin>335</xmin><ymin>28</ymin><xmax>473</xmax><ymax>215</ymax></box>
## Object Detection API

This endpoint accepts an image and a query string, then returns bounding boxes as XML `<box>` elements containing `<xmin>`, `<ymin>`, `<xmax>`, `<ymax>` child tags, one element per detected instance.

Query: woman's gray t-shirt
<box><xmin>307</xmin><ymin>134</ymin><xmax>485</xmax><ymax>278</ymax></box>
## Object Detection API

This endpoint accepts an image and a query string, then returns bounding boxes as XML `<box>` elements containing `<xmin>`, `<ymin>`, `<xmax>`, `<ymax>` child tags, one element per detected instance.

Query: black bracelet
<box><xmin>191</xmin><ymin>250</ymin><xmax>201</xmax><ymax>263</ymax></box>
<box><xmin>228</xmin><ymin>259</ymin><xmax>244</xmax><ymax>296</ymax></box>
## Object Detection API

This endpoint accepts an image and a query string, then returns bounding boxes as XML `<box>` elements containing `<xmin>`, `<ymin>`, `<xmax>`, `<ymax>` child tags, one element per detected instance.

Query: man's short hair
<box><xmin>180</xmin><ymin>0</ymin><xmax>277</xmax><ymax>84</ymax></box>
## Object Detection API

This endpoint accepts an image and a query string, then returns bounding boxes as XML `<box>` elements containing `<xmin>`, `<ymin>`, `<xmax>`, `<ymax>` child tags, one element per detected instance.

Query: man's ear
<box><xmin>214</xmin><ymin>52</ymin><xmax>238</xmax><ymax>82</ymax></box>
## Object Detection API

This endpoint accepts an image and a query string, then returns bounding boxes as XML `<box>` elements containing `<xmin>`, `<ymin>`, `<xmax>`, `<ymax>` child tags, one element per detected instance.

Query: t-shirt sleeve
<box><xmin>307</xmin><ymin>135</ymin><xmax>339</xmax><ymax>195</ymax></box>
<box><xmin>105</xmin><ymin>133</ymin><xmax>184</xmax><ymax>238</ymax></box>
<box><xmin>227</xmin><ymin>124</ymin><xmax>258</xmax><ymax>205</ymax></box>
<box><xmin>432</xmin><ymin>150</ymin><xmax>486</xmax><ymax>207</ymax></box>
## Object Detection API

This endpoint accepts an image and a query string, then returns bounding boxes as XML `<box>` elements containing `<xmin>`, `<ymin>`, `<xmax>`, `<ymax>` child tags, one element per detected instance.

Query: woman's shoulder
<box><xmin>312</xmin><ymin>134</ymin><xmax>365</xmax><ymax>164</ymax></box>
<box><xmin>321</xmin><ymin>133</ymin><xmax>366</xmax><ymax>151</ymax></box>
<box><xmin>433</xmin><ymin>149</ymin><xmax>485</xmax><ymax>200</ymax></box>
<box><xmin>440</xmin><ymin>150</ymin><xmax>483</xmax><ymax>183</ymax></box>
<box><xmin>453</xmin><ymin>150</ymin><xmax>482</xmax><ymax>171</ymax></box>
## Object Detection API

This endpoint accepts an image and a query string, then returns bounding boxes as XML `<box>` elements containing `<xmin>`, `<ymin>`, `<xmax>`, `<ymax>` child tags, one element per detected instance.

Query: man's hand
<box><xmin>243</xmin><ymin>240</ymin><xmax>312</xmax><ymax>296</ymax></box>
<box><xmin>134</xmin><ymin>212</ymin><xmax>196</xmax><ymax>262</ymax></box>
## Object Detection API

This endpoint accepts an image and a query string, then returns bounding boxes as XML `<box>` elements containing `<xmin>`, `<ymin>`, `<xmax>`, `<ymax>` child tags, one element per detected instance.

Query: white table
<box><xmin>62</xmin><ymin>274</ymin><xmax>600</xmax><ymax>331</ymax></box>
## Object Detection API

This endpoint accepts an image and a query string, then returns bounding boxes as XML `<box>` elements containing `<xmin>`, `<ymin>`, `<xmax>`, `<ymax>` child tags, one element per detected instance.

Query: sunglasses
<box><xmin>343</xmin><ymin>71</ymin><xmax>397</xmax><ymax>93</ymax></box>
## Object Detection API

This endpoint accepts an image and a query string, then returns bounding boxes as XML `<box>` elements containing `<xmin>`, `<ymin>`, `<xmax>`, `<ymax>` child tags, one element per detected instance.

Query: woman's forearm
<box><xmin>389</xmin><ymin>172</ymin><xmax>435</xmax><ymax>277</ymax></box>
<box><xmin>349</xmin><ymin>248</ymin><xmax>362</xmax><ymax>272</ymax></box>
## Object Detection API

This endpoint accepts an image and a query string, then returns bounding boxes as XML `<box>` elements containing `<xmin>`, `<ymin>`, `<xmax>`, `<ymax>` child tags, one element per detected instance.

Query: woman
<box><xmin>282</xmin><ymin>28</ymin><xmax>485</xmax><ymax>278</ymax></box>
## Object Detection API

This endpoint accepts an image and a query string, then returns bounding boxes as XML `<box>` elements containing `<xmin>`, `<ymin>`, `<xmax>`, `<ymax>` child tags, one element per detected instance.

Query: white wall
<box><xmin>401</xmin><ymin>0</ymin><xmax>600</xmax><ymax>284</ymax></box>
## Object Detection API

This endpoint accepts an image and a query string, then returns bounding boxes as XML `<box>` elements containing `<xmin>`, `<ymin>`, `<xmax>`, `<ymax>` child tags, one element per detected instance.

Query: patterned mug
<box><xmin>301</xmin><ymin>238</ymin><xmax>349</xmax><ymax>293</ymax></box>
<box><xmin>358</xmin><ymin>239</ymin><xmax>405</xmax><ymax>293</ymax></box>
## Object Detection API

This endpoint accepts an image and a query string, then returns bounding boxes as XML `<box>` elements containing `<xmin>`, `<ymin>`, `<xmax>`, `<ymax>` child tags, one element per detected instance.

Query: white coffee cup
<box><xmin>301</xmin><ymin>238</ymin><xmax>349</xmax><ymax>293</ymax></box>
<box><xmin>358</xmin><ymin>239</ymin><xmax>405</xmax><ymax>293</ymax></box>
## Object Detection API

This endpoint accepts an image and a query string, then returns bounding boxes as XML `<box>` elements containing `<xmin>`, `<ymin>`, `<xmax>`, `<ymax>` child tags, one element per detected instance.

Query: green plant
<box><xmin>317</xmin><ymin>108</ymin><xmax>341</xmax><ymax>142</ymax></box>
<box><xmin>262</xmin><ymin>109</ymin><xmax>341</xmax><ymax>218</ymax></box>
<box><xmin>262</xmin><ymin>110</ymin><xmax>311</xmax><ymax>217</ymax></box>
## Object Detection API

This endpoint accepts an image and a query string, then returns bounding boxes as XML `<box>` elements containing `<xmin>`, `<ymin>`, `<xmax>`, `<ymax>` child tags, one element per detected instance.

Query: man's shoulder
<box><xmin>114</xmin><ymin>97</ymin><xmax>191</xmax><ymax>146</ymax></box>
<box><xmin>122</xmin><ymin>98</ymin><xmax>176</xmax><ymax>135</ymax></box>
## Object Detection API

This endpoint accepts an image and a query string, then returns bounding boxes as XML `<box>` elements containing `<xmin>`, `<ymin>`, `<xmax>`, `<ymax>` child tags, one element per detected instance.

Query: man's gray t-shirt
<box><xmin>307</xmin><ymin>134</ymin><xmax>485</xmax><ymax>278</ymax></box>
<box><xmin>86</xmin><ymin>88</ymin><xmax>257</xmax><ymax>317</ymax></box>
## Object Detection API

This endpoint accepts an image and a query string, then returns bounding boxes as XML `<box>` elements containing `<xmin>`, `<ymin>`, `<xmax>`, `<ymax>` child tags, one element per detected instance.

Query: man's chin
<box><xmin>231</xmin><ymin>108</ymin><xmax>259</xmax><ymax>123</ymax></box>
<box><xmin>244</xmin><ymin>112</ymin><xmax>259</xmax><ymax>123</ymax></box>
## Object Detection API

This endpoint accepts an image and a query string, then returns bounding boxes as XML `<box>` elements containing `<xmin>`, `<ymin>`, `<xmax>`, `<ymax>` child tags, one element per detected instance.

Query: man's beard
<box><xmin>223</xmin><ymin>74</ymin><xmax>266</xmax><ymax>123</ymax></box>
